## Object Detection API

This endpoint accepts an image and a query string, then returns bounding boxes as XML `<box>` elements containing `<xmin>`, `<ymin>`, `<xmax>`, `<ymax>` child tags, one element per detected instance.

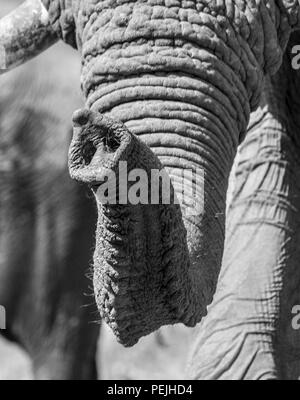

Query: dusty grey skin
<box><xmin>1</xmin><ymin>0</ymin><xmax>300</xmax><ymax>378</ymax></box>
<box><xmin>188</xmin><ymin>31</ymin><xmax>300</xmax><ymax>380</ymax></box>
<box><xmin>0</xmin><ymin>23</ymin><xmax>99</xmax><ymax>379</ymax></box>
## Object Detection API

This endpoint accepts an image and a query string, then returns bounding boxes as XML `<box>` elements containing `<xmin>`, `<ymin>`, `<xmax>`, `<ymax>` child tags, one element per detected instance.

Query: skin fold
<box><xmin>1</xmin><ymin>0</ymin><xmax>300</xmax><ymax>378</ymax></box>
<box><xmin>0</xmin><ymin>23</ymin><xmax>100</xmax><ymax>378</ymax></box>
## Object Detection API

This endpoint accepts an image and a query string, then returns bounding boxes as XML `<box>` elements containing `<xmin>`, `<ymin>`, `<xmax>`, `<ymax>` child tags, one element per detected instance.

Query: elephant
<box><xmin>0</xmin><ymin>0</ymin><xmax>100</xmax><ymax>379</ymax></box>
<box><xmin>1</xmin><ymin>0</ymin><xmax>300</xmax><ymax>379</ymax></box>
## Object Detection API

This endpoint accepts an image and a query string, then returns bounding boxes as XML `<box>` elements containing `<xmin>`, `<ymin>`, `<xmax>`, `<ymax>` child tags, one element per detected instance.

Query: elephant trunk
<box><xmin>69</xmin><ymin>36</ymin><xmax>249</xmax><ymax>345</ymax></box>
<box><xmin>69</xmin><ymin>1</ymin><xmax>291</xmax><ymax>345</ymax></box>
<box><xmin>69</xmin><ymin>102</ymin><xmax>236</xmax><ymax>346</ymax></box>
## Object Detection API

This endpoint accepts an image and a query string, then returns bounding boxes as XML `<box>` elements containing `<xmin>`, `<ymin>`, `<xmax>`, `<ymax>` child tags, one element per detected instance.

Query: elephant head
<box><xmin>1</xmin><ymin>0</ymin><xmax>300</xmax><ymax>347</ymax></box>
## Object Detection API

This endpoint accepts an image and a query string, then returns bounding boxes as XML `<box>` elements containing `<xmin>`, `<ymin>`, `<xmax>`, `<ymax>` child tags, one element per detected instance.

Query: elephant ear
<box><xmin>41</xmin><ymin>0</ymin><xmax>77</xmax><ymax>48</ymax></box>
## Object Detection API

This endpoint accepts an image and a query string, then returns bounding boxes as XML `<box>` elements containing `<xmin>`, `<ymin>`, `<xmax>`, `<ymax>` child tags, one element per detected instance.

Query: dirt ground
<box><xmin>0</xmin><ymin>323</ymin><xmax>195</xmax><ymax>380</ymax></box>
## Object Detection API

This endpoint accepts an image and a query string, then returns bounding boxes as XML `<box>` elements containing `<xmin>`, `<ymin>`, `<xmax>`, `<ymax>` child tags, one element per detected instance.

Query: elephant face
<box><xmin>1</xmin><ymin>0</ymin><xmax>300</xmax><ymax>347</ymax></box>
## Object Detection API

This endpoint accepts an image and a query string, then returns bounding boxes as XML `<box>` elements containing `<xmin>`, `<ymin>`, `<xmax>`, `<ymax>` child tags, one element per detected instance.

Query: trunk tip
<box><xmin>72</xmin><ymin>108</ymin><xmax>91</xmax><ymax>128</ymax></box>
<box><xmin>69</xmin><ymin>109</ymin><xmax>133</xmax><ymax>184</ymax></box>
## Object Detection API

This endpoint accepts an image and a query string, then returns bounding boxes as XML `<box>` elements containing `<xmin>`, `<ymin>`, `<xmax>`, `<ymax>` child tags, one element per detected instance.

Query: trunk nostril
<box><xmin>103</xmin><ymin>132</ymin><xmax>120</xmax><ymax>153</ymax></box>
<box><xmin>72</xmin><ymin>109</ymin><xmax>91</xmax><ymax>127</ymax></box>
<box><xmin>69</xmin><ymin>112</ymin><xmax>134</xmax><ymax>186</ymax></box>
<box><xmin>82</xmin><ymin>140</ymin><xmax>97</xmax><ymax>165</ymax></box>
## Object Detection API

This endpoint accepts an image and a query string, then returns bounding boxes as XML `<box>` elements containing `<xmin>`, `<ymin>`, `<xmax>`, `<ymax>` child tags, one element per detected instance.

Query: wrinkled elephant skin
<box><xmin>188</xmin><ymin>32</ymin><xmax>300</xmax><ymax>380</ymax></box>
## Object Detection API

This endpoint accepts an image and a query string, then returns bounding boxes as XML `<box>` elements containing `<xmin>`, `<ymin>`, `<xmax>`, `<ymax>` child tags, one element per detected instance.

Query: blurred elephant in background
<box><xmin>0</xmin><ymin>0</ymin><xmax>99</xmax><ymax>380</ymax></box>
<box><xmin>2</xmin><ymin>0</ymin><xmax>300</xmax><ymax>380</ymax></box>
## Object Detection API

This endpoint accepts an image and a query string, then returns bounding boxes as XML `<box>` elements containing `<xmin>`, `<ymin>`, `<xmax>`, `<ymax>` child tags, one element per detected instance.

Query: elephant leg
<box><xmin>187</xmin><ymin>47</ymin><xmax>300</xmax><ymax>379</ymax></box>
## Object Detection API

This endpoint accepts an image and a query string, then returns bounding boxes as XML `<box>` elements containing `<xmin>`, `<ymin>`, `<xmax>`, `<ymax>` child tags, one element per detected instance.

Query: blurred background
<box><xmin>0</xmin><ymin>322</ymin><xmax>195</xmax><ymax>380</ymax></box>
<box><xmin>0</xmin><ymin>0</ymin><xmax>195</xmax><ymax>380</ymax></box>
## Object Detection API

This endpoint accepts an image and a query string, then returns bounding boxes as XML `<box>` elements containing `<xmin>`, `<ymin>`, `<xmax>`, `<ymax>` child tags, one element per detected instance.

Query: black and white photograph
<box><xmin>0</xmin><ymin>0</ymin><xmax>300</xmax><ymax>382</ymax></box>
